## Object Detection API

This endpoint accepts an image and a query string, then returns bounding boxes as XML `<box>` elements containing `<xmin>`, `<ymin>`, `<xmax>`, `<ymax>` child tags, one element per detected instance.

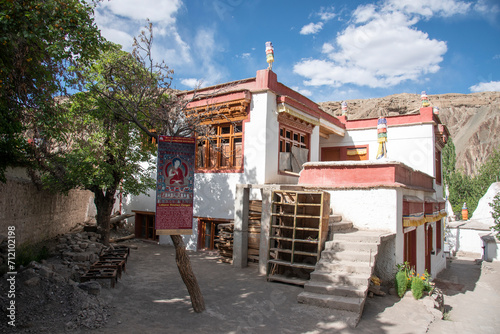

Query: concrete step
<box><xmin>329</xmin><ymin>214</ymin><xmax>343</xmax><ymax>223</ymax></box>
<box><xmin>331</xmin><ymin>231</ymin><xmax>384</xmax><ymax>243</ymax></box>
<box><xmin>315</xmin><ymin>260</ymin><xmax>373</xmax><ymax>275</ymax></box>
<box><xmin>328</xmin><ymin>221</ymin><xmax>354</xmax><ymax>233</ymax></box>
<box><xmin>297</xmin><ymin>291</ymin><xmax>365</xmax><ymax>313</ymax></box>
<box><xmin>320</xmin><ymin>250</ymin><xmax>377</xmax><ymax>263</ymax></box>
<box><xmin>304</xmin><ymin>281</ymin><xmax>367</xmax><ymax>298</ymax></box>
<box><xmin>310</xmin><ymin>270</ymin><xmax>370</xmax><ymax>286</ymax></box>
<box><xmin>325</xmin><ymin>240</ymin><xmax>379</xmax><ymax>253</ymax></box>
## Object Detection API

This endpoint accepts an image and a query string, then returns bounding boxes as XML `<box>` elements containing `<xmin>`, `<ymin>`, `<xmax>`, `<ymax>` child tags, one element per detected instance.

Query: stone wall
<box><xmin>0</xmin><ymin>169</ymin><xmax>93</xmax><ymax>245</ymax></box>
<box><xmin>374</xmin><ymin>234</ymin><xmax>397</xmax><ymax>285</ymax></box>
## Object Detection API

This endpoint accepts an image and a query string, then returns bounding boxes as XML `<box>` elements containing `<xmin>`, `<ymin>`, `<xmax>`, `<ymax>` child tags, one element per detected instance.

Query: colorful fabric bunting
<box><xmin>265</xmin><ymin>41</ymin><xmax>274</xmax><ymax>70</ymax></box>
<box><xmin>376</xmin><ymin>117</ymin><xmax>387</xmax><ymax>159</ymax></box>
<box><xmin>341</xmin><ymin>101</ymin><xmax>348</xmax><ymax>115</ymax></box>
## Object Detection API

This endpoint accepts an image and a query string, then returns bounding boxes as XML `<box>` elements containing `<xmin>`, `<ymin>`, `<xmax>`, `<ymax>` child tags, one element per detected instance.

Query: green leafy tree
<box><xmin>443</xmin><ymin>140</ymin><xmax>500</xmax><ymax>218</ymax></box>
<box><xmin>66</xmin><ymin>26</ymin><xmax>210</xmax><ymax>312</ymax></box>
<box><xmin>442</xmin><ymin>137</ymin><xmax>456</xmax><ymax>185</ymax></box>
<box><xmin>490</xmin><ymin>193</ymin><xmax>500</xmax><ymax>240</ymax></box>
<box><xmin>0</xmin><ymin>0</ymin><xmax>104</xmax><ymax>181</ymax></box>
<box><xmin>30</xmin><ymin>44</ymin><xmax>156</xmax><ymax>245</ymax></box>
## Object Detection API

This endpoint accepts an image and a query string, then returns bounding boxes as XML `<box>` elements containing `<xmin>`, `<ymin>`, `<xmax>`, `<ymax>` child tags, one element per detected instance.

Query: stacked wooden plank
<box><xmin>215</xmin><ymin>200</ymin><xmax>262</xmax><ymax>264</ymax></box>
<box><xmin>247</xmin><ymin>200</ymin><xmax>262</xmax><ymax>263</ymax></box>
<box><xmin>215</xmin><ymin>223</ymin><xmax>234</xmax><ymax>263</ymax></box>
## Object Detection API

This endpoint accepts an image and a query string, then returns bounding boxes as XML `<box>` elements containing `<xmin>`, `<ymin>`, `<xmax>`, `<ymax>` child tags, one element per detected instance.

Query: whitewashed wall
<box><xmin>324</xmin><ymin>186</ymin><xmax>446</xmax><ymax>276</ymax></box>
<box><xmin>327</xmin><ymin>188</ymin><xmax>399</xmax><ymax>232</ymax></box>
<box><xmin>447</xmin><ymin>227</ymin><xmax>486</xmax><ymax>255</ymax></box>
<box><xmin>319</xmin><ymin>123</ymin><xmax>436</xmax><ymax>178</ymax></box>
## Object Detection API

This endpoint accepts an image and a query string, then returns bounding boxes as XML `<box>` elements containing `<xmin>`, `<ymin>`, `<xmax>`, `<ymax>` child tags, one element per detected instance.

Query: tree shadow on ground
<box><xmin>433</xmin><ymin>257</ymin><xmax>482</xmax><ymax>297</ymax></box>
<box><xmin>99</xmin><ymin>242</ymin><xmax>438</xmax><ymax>334</ymax></box>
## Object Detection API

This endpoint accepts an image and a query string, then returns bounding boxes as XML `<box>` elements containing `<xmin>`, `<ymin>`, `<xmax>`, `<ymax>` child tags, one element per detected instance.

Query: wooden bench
<box><xmin>111</xmin><ymin>245</ymin><xmax>130</xmax><ymax>255</ymax></box>
<box><xmin>90</xmin><ymin>259</ymin><xmax>126</xmax><ymax>279</ymax></box>
<box><xmin>81</xmin><ymin>268</ymin><xmax>118</xmax><ymax>288</ymax></box>
<box><xmin>100</xmin><ymin>249</ymin><xmax>129</xmax><ymax>262</ymax></box>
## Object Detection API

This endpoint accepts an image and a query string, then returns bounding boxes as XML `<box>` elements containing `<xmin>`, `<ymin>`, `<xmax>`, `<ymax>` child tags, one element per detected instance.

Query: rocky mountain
<box><xmin>319</xmin><ymin>92</ymin><xmax>500</xmax><ymax>176</ymax></box>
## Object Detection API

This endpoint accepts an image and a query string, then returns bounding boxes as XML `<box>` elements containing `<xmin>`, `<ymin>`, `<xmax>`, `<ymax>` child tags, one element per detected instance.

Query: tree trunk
<box><xmin>94</xmin><ymin>189</ymin><xmax>116</xmax><ymax>246</ymax></box>
<box><xmin>170</xmin><ymin>235</ymin><xmax>205</xmax><ymax>313</ymax></box>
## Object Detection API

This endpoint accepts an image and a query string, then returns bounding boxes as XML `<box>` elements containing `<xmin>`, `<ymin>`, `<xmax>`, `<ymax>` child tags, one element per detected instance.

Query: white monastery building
<box><xmin>126</xmin><ymin>68</ymin><xmax>450</xmax><ymax>289</ymax></box>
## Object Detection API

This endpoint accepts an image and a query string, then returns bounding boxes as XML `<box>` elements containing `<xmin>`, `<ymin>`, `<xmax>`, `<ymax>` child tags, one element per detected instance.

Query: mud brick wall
<box><xmin>0</xmin><ymin>173</ymin><xmax>93</xmax><ymax>245</ymax></box>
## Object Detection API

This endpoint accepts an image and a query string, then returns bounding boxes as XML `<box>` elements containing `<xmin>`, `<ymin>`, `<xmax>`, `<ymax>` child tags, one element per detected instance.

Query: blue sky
<box><xmin>93</xmin><ymin>0</ymin><xmax>500</xmax><ymax>102</ymax></box>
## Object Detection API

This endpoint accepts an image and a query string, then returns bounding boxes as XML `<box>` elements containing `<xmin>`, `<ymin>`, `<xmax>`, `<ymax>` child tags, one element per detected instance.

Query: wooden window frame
<box><xmin>279</xmin><ymin>125</ymin><xmax>310</xmax><ymax>173</ymax></box>
<box><xmin>321</xmin><ymin>145</ymin><xmax>369</xmax><ymax>161</ymax></box>
<box><xmin>279</xmin><ymin>126</ymin><xmax>308</xmax><ymax>153</ymax></box>
<box><xmin>196</xmin><ymin>121</ymin><xmax>243</xmax><ymax>173</ymax></box>
<box><xmin>196</xmin><ymin>217</ymin><xmax>232</xmax><ymax>250</ymax></box>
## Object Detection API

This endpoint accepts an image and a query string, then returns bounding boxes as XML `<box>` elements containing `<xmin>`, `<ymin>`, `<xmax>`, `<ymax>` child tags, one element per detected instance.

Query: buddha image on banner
<box><xmin>155</xmin><ymin>136</ymin><xmax>195</xmax><ymax>235</ymax></box>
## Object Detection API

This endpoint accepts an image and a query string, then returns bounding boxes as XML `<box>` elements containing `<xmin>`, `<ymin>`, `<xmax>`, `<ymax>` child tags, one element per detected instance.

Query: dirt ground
<box><xmin>66</xmin><ymin>240</ymin><xmax>499</xmax><ymax>334</ymax></box>
<box><xmin>4</xmin><ymin>239</ymin><xmax>499</xmax><ymax>334</ymax></box>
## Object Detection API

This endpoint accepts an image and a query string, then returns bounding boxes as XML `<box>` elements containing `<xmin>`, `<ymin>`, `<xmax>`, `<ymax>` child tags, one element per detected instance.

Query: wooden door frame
<box><xmin>425</xmin><ymin>223</ymin><xmax>433</xmax><ymax>274</ymax></box>
<box><xmin>404</xmin><ymin>227</ymin><xmax>417</xmax><ymax>270</ymax></box>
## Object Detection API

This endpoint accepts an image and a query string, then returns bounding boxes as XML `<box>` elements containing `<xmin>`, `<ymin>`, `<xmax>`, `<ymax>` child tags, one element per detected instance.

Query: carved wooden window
<box><xmin>279</xmin><ymin>125</ymin><xmax>309</xmax><ymax>172</ymax></box>
<box><xmin>196</xmin><ymin>122</ymin><xmax>243</xmax><ymax>171</ymax></box>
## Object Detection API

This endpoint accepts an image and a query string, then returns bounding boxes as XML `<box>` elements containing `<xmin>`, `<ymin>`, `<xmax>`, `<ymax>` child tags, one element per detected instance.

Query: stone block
<box><xmin>24</xmin><ymin>277</ymin><xmax>41</xmax><ymax>287</ymax></box>
<box><xmin>72</xmin><ymin>253</ymin><xmax>90</xmax><ymax>262</ymax></box>
<box><xmin>56</xmin><ymin>244</ymin><xmax>69</xmax><ymax>252</ymax></box>
<box><xmin>78</xmin><ymin>281</ymin><xmax>101</xmax><ymax>296</ymax></box>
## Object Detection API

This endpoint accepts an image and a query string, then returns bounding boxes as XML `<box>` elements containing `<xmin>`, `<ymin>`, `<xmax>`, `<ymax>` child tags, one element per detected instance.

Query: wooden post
<box><xmin>233</xmin><ymin>184</ymin><xmax>249</xmax><ymax>268</ymax></box>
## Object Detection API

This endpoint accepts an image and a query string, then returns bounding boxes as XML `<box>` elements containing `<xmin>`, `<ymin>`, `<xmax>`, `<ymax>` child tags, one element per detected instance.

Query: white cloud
<box><xmin>300</xmin><ymin>6</ymin><xmax>336</xmax><ymax>36</ymax></box>
<box><xmin>185</xmin><ymin>28</ymin><xmax>228</xmax><ymax>87</ymax></box>
<box><xmin>300</xmin><ymin>22</ymin><xmax>324</xmax><ymax>35</ymax></box>
<box><xmin>321</xmin><ymin>43</ymin><xmax>335</xmax><ymax>54</ymax></box>
<box><xmin>239</xmin><ymin>53</ymin><xmax>251</xmax><ymax>59</ymax></box>
<box><xmin>385</xmin><ymin>0</ymin><xmax>471</xmax><ymax>17</ymax></box>
<box><xmin>473</xmin><ymin>0</ymin><xmax>500</xmax><ymax>22</ymax></box>
<box><xmin>294</xmin><ymin>2</ymin><xmax>452</xmax><ymax>89</ymax></box>
<box><xmin>98</xmin><ymin>0</ymin><xmax>182</xmax><ymax>24</ymax></box>
<box><xmin>469</xmin><ymin>81</ymin><xmax>500</xmax><ymax>92</ymax></box>
<box><xmin>318</xmin><ymin>6</ymin><xmax>336</xmax><ymax>21</ymax></box>
<box><xmin>181</xmin><ymin>78</ymin><xmax>201</xmax><ymax>88</ymax></box>
<box><xmin>353</xmin><ymin>4</ymin><xmax>378</xmax><ymax>23</ymax></box>
<box><xmin>94</xmin><ymin>0</ymin><xmax>192</xmax><ymax>65</ymax></box>
<box><xmin>291</xmin><ymin>86</ymin><xmax>313</xmax><ymax>97</ymax></box>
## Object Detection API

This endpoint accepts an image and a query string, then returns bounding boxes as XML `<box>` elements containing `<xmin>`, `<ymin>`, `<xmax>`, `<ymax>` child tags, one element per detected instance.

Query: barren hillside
<box><xmin>319</xmin><ymin>92</ymin><xmax>500</xmax><ymax>175</ymax></box>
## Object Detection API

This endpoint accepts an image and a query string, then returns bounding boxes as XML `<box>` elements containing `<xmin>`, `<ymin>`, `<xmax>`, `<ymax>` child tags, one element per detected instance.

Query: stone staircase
<box><xmin>297</xmin><ymin>213</ymin><xmax>388</xmax><ymax>327</ymax></box>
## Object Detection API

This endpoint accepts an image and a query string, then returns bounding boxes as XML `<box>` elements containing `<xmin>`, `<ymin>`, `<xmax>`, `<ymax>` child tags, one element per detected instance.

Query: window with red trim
<box><xmin>279</xmin><ymin>125</ymin><xmax>309</xmax><ymax>172</ymax></box>
<box><xmin>196</xmin><ymin>122</ymin><xmax>243</xmax><ymax>171</ymax></box>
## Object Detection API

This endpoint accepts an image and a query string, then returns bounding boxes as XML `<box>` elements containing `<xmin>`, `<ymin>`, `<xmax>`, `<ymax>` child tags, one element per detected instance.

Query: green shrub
<box><xmin>395</xmin><ymin>270</ymin><xmax>408</xmax><ymax>298</ymax></box>
<box><xmin>15</xmin><ymin>243</ymin><xmax>50</xmax><ymax>268</ymax></box>
<box><xmin>411</xmin><ymin>275</ymin><xmax>425</xmax><ymax>300</ymax></box>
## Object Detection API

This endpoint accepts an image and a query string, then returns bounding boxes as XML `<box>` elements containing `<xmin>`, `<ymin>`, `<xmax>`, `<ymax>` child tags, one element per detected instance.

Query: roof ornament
<box><xmin>265</xmin><ymin>41</ymin><xmax>274</xmax><ymax>70</ymax></box>
<box><xmin>376</xmin><ymin>116</ymin><xmax>388</xmax><ymax>159</ymax></box>
<box><xmin>341</xmin><ymin>101</ymin><xmax>348</xmax><ymax>116</ymax></box>
<box><xmin>421</xmin><ymin>91</ymin><xmax>430</xmax><ymax>108</ymax></box>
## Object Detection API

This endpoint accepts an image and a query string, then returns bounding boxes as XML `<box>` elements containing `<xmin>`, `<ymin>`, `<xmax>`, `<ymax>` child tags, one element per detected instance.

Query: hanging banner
<box><xmin>155</xmin><ymin>136</ymin><xmax>195</xmax><ymax>235</ymax></box>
